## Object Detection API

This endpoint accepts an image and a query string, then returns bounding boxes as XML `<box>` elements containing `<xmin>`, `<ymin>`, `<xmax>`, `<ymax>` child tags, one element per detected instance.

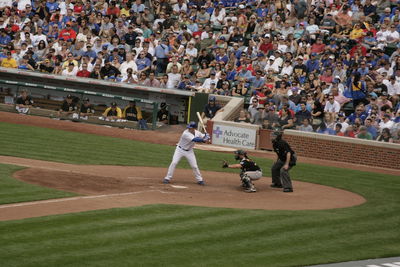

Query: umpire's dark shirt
<box><xmin>272</xmin><ymin>139</ymin><xmax>294</xmax><ymax>162</ymax></box>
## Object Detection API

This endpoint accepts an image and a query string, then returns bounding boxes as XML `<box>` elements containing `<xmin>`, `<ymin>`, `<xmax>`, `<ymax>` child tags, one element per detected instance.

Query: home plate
<box><xmin>170</xmin><ymin>185</ymin><xmax>188</xmax><ymax>189</ymax></box>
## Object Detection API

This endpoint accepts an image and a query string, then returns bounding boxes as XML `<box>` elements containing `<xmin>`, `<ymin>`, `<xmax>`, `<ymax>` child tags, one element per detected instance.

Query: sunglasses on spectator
<box><xmin>328</xmin><ymin>97</ymin><xmax>334</xmax><ymax>100</ymax></box>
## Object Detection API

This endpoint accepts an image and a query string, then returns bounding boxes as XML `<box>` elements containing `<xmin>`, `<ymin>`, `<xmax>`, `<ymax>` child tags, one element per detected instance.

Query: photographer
<box><xmin>122</xmin><ymin>68</ymin><xmax>138</xmax><ymax>83</ymax></box>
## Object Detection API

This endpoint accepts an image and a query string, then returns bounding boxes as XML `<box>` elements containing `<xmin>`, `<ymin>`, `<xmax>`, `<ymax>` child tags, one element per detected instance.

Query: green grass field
<box><xmin>0</xmin><ymin>122</ymin><xmax>399</xmax><ymax>267</ymax></box>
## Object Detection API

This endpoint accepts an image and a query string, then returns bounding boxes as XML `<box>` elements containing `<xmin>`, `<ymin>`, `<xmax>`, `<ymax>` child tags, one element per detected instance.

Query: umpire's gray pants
<box><xmin>271</xmin><ymin>159</ymin><xmax>293</xmax><ymax>189</ymax></box>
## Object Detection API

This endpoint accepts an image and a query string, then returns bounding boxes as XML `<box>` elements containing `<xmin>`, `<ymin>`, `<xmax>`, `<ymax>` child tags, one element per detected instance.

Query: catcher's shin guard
<box><xmin>241</xmin><ymin>174</ymin><xmax>251</xmax><ymax>189</ymax></box>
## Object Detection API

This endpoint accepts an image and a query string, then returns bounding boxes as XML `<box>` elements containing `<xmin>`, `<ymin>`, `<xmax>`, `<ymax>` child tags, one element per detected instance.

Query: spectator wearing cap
<box><xmin>289</xmin><ymin>87</ymin><xmax>302</xmax><ymax>105</ymax></box>
<box><xmin>251</xmin><ymin>104</ymin><xmax>266</xmax><ymax>125</ymax></box>
<box><xmin>197</xmin><ymin>6</ymin><xmax>210</xmax><ymax>25</ymax></box>
<box><xmin>83</xmin><ymin>43</ymin><xmax>97</xmax><ymax>60</ymax></box>
<box><xmin>177</xmin><ymin>75</ymin><xmax>195</xmax><ymax>90</ymax></box>
<box><xmin>59</xmin><ymin>22</ymin><xmax>77</xmax><ymax>41</ymax></box>
<box><xmin>377</xmin><ymin>91</ymin><xmax>393</xmax><ymax>112</ymax></box>
<box><xmin>202</xmin><ymin>96</ymin><xmax>222</xmax><ymax>124</ymax></box>
<box><xmin>135</xmin><ymin>51</ymin><xmax>151</xmax><ymax>74</ymax></box>
<box><xmin>46</xmin><ymin>0</ymin><xmax>59</xmax><ymax>14</ymax></box>
<box><xmin>306</xmin><ymin>53</ymin><xmax>320</xmax><ymax>73</ymax></box>
<box><xmin>202</xmin><ymin>70</ymin><xmax>219</xmax><ymax>90</ymax></box>
<box><xmin>100</xmin><ymin>60</ymin><xmax>121</xmax><ymax>79</ymax></box>
<box><xmin>102</xmin><ymin>102</ymin><xmax>122</xmax><ymax>120</ymax></box>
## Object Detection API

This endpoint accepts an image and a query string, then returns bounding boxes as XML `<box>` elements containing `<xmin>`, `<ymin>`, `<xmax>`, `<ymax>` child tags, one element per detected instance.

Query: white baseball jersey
<box><xmin>177</xmin><ymin>129</ymin><xmax>205</xmax><ymax>151</ymax></box>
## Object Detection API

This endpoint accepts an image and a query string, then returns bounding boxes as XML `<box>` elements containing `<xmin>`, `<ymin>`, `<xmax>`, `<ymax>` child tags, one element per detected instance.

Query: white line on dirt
<box><xmin>0</xmin><ymin>189</ymin><xmax>174</xmax><ymax>209</ymax></box>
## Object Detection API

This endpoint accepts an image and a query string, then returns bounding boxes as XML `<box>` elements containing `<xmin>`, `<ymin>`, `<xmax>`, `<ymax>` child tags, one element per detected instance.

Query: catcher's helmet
<box><xmin>187</xmin><ymin>121</ymin><xmax>197</xmax><ymax>129</ymax></box>
<box><xmin>234</xmin><ymin>150</ymin><xmax>247</xmax><ymax>160</ymax></box>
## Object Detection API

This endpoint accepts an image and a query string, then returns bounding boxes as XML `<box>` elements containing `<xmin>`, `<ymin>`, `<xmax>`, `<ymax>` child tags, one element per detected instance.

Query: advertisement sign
<box><xmin>212</xmin><ymin>123</ymin><xmax>257</xmax><ymax>149</ymax></box>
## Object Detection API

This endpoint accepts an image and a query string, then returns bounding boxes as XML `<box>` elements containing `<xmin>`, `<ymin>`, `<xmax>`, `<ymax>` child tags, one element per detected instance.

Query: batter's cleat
<box><xmin>245</xmin><ymin>187</ymin><xmax>257</xmax><ymax>193</ymax></box>
<box><xmin>270</xmin><ymin>183</ymin><xmax>283</xmax><ymax>188</ymax></box>
<box><xmin>197</xmin><ymin>181</ymin><xmax>205</xmax><ymax>186</ymax></box>
<box><xmin>162</xmin><ymin>179</ymin><xmax>170</xmax><ymax>184</ymax></box>
<box><xmin>283</xmin><ymin>188</ymin><xmax>293</xmax><ymax>192</ymax></box>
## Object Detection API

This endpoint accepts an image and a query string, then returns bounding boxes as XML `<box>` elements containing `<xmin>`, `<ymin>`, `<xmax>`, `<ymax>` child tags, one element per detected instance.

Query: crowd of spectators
<box><xmin>0</xmin><ymin>0</ymin><xmax>399</xmax><ymax>142</ymax></box>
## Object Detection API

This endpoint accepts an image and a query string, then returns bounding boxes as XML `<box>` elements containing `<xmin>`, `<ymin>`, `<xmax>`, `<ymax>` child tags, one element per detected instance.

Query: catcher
<box><xmin>222</xmin><ymin>150</ymin><xmax>262</xmax><ymax>193</ymax></box>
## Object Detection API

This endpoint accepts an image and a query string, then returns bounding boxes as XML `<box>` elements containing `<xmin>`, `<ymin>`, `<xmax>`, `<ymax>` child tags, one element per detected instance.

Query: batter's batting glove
<box><xmin>222</xmin><ymin>160</ymin><xmax>229</xmax><ymax>168</ymax></box>
<box><xmin>204</xmin><ymin>133</ymin><xmax>210</xmax><ymax>141</ymax></box>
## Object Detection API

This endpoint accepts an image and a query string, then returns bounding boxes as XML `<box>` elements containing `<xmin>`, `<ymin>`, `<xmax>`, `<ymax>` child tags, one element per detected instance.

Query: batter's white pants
<box><xmin>164</xmin><ymin>146</ymin><xmax>203</xmax><ymax>182</ymax></box>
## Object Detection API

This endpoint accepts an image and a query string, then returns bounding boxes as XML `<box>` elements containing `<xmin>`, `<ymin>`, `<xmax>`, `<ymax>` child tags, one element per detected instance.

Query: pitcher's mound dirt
<box><xmin>0</xmin><ymin>156</ymin><xmax>365</xmax><ymax>221</ymax></box>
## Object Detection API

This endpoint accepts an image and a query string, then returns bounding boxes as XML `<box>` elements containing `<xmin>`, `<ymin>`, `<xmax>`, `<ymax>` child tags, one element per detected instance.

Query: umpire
<box><xmin>270</xmin><ymin>131</ymin><xmax>296</xmax><ymax>192</ymax></box>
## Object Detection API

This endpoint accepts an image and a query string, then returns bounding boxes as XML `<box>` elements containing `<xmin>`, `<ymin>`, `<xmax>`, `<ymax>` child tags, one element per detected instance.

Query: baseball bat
<box><xmin>196</xmin><ymin>112</ymin><xmax>207</xmax><ymax>133</ymax></box>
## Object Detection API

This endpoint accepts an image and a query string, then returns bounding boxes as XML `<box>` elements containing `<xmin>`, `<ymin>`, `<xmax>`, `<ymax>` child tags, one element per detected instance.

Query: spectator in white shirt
<box><xmin>62</xmin><ymin>62</ymin><xmax>78</xmax><ymax>76</ymax></box>
<box><xmin>280</xmin><ymin>60</ymin><xmax>293</xmax><ymax>76</ymax></box>
<box><xmin>379</xmin><ymin>114</ymin><xmax>395</xmax><ymax>131</ymax></box>
<box><xmin>119</xmin><ymin>53</ymin><xmax>138</xmax><ymax>76</ymax></box>
<box><xmin>324</xmin><ymin>94</ymin><xmax>341</xmax><ymax>114</ymax></box>
<box><xmin>383</xmin><ymin>76</ymin><xmax>400</xmax><ymax>103</ymax></box>
<box><xmin>202</xmin><ymin>71</ymin><xmax>219</xmax><ymax>90</ymax></box>
<box><xmin>166</xmin><ymin>65</ymin><xmax>181</xmax><ymax>89</ymax></box>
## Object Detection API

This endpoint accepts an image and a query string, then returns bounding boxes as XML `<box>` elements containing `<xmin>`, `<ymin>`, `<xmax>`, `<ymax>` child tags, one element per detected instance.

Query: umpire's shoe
<box><xmin>283</xmin><ymin>188</ymin><xmax>293</xmax><ymax>193</ymax></box>
<box><xmin>270</xmin><ymin>183</ymin><xmax>283</xmax><ymax>188</ymax></box>
<box><xmin>162</xmin><ymin>179</ymin><xmax>170</xmax><ymax>184</ymax></box>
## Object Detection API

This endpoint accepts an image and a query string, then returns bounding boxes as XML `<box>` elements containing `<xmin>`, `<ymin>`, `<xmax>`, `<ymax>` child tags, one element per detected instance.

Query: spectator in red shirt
<box><xmin>310</xmin><ymin>37</ymin><xmax>326</xmax><ymax>54</ymax></box>
<box><xmin>59</xmin><ymin>22</ymin><xmax>76</xmax><ymax>41</ymax></box>
<box><xmin>259</xmin><ymin>34</ymin><xmax>273</xmax><ymax>54</ymax></box>
<box><xmin>77</xmin><ymin>62</ymin><xmax>91</xmax><ymax>78</ymax></box>
<box><xmin>107</xmin><ymin>1</ymin><xmax>120</xmax><ymax>18</ymax></box>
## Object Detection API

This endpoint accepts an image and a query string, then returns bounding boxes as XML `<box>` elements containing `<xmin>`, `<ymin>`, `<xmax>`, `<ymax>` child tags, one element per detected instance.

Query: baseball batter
<box><xmin>163</xmin><ymin>121</ymin><xmax>209</xmax><ymax>185</ymax></box>
<box><xmin>222</xmin><ymin>150</ymin><xmax>262</xmax><ymax>193</ymax></box>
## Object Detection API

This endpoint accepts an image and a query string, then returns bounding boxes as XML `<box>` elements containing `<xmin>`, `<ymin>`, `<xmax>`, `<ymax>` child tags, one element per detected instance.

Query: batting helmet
<box><xmin>187</xmin><ymin>121</ymin><xmax>197</xmax><ymax>129</ymax></box>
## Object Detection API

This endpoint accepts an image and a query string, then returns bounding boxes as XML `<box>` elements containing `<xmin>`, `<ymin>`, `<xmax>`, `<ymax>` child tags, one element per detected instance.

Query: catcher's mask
<box><xmin>234</xmin><ymin>150</ymin><xmax>246</xmax><ymax>160</ymax></box>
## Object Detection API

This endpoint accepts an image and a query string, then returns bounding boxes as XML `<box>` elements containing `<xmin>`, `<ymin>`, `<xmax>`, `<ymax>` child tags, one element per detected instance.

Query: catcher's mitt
<box><xmin>222</xmin><ymin>160</ymin><xmax>229</xmax><ymax>168</ymax></box>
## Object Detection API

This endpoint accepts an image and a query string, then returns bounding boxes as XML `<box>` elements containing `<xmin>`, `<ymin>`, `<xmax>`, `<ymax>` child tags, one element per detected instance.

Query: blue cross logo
<box><xmin>213</xmin><ymin>127</ymin><xmax>223</xmax><ymax>138</ymax></box>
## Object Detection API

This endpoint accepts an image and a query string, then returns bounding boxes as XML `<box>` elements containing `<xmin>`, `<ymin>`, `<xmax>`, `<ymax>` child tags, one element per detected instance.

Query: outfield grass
<box><xmin>0</xmin><ymin>122</ymin><xmax>399</xmax><ymax>267</ymax></box>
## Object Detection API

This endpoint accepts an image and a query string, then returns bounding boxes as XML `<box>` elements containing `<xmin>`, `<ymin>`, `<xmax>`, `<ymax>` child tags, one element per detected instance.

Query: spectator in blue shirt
<box><xmin>306</xmin><ymin>53</ymin><xmax>320</xmax><ymax>73</ymax></box>
<box><xmin>46</xmin><ymin>0</ymin><xmax>59</xmax><ymax>14</ymax></box>
<box><xmin>256</xmin><ymin>2</ymin><xmax>268</xmax><ymax>18</ymax></box>
<box><xmin>83</xmin><ymin>44</ymin><xmax>97</xmax><ymax>59</ymax></box>
<box><xmin>379</xmin><ymin>7</ymin><xmax>393</xmax><ymax>23</ymax></box>
<box><xmin>357</xmin><ymin>61</ymin><xmax>370</xmax><ymax>76</ymax></box>
<box><xmin>177</xmin><ymin>75</ymin><xmax>195</xmax><ymax>90</ymax></box>
<box><xmin>136</xmin><ymin>51</ymin><xmax>151</xmax><ymax>73</ymax></box>
<box><xmin>0</xmin><ymin>29</ymin><xmax>11</xmax><ymax>47</ymax></box>
<box><xmin>154</xmin><ymin>39</ymin><xmax>170</xmax><ymax>74</ymax></box>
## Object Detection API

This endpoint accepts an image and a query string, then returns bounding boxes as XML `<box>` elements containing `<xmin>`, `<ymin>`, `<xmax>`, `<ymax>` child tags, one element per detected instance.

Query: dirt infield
<box><xmin>0</xmin><ymin>156</ymin><xmax>366</xmax><ymax>221</ymax></box>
